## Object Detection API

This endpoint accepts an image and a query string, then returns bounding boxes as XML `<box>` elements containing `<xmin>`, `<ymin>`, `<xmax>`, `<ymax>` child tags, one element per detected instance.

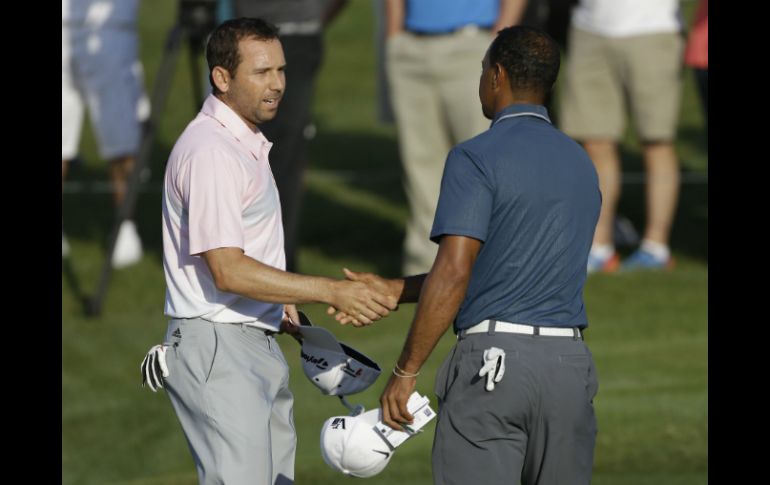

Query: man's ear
<box><xmin>212</xmin><ymin>66</ymin><xmax>231</xmax><ymax>93</ymax></box>
<box><xmin>493</xmin><ymin>64</ymin><xmax>505</xmax><ymax>90</ymax></box>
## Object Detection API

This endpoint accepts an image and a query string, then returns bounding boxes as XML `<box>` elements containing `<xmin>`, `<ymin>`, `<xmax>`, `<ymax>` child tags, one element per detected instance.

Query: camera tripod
<box><xmin>84</xmin><ymin>0</ymin><xmax>217</xmax><ymax>316</ymax></box>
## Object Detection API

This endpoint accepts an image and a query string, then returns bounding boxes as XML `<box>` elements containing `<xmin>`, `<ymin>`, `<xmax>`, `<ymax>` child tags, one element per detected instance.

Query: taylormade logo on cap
<box><xmin>300</xmin><ymin>350</ymin><xmax>329</xmax><ymax>370</ymax></box>
<box><xmin>297</xmin><ymin>312</ymin><xmax>381</xmax><ymax>396</ymax></box>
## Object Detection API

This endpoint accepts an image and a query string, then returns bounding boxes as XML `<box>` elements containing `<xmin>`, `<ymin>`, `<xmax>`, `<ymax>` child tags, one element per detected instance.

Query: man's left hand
<box><xmin>380</xmin><ymin>373</ymin><xmax>416</xmax><ymax>431</ymax></box>
<box><xmin>281</xmin><ymin>304</ymin><xmax>302</xmax><ymax>341</ymax></box>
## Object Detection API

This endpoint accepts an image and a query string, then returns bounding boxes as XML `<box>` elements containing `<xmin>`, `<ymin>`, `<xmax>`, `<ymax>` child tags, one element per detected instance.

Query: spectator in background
<box><xmin>385</xmin><ymin>0</ymin><xmax>526</xmax><ymax>275</ymax></box>
<box><xmin>685</xmin><ymin>0</ymin><xmax>707</xmax><ymax>123</ymax></box>
<box><xmin>228</xmin><ymin>0</ymin><xmax>349</xmax><ymax>272</ymax></box>
<box><xmin>375</xmin><ymin>0</ymin><xmax>575</xmax><ymax>125</ymax></box>
<box><xmin>62</xmin><ymin>0</ymin><xmax>149</xmax><ymax>268</ymax></box>
<box><xmin>559</xmin><ymin>0</ymin><xmax>684</xmax><ymax>272</ymax></box>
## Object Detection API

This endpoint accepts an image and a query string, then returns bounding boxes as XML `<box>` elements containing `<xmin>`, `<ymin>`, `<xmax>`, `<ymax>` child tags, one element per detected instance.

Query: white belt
<box><xmin>464</xmin><ymin>320</ymin><xmax>581</xmax><ymax>338</ymax></box>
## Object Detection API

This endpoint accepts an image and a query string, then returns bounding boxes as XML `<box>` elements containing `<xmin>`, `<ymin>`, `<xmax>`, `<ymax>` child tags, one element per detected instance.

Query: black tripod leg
<box><xmin>188</xmin><ymin>35</ymin><xmax>206</xmax><ymax>112</ymax></box>
<box><xmin>85</xmin><ymin>25</ymin><xmax>185</xmax><ymax>317</ymax></box>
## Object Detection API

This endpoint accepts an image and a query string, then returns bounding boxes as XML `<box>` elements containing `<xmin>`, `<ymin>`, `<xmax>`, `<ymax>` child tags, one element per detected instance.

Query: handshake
<box><xmin>324</xmin><ymin>268</ymin><xmax>402</xmax><ymax>328</ymax></box>
<box><xmin>140</xmin><ymin>268</ymin><xmax>402</xmax><ymax>393</ymax></box>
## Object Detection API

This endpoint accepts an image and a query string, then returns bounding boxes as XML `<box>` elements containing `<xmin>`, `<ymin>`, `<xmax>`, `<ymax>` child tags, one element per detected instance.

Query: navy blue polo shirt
<box><xmin>430</xmin><ymin>104</ymin><xmax>601</xmax><ymax>332</ymax></box>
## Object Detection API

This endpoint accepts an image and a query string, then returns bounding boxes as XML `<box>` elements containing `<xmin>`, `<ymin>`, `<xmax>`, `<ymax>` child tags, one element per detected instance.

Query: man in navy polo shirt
<box><xmin>332</xmin><ymin>25</ymin><xmax>601</xmax><ymax>484</ymax></box>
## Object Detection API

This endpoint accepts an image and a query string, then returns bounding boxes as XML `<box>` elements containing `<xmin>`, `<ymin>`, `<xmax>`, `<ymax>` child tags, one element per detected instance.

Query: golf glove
<box><xmin>478</xmin><ymin>347</ymin><xmax>506</xmax><ymax>392</ymax></box>
<box><xmin>141</xmin><ymin>344</ymin><xmax>169</xmax><ymax>392</ymax></box>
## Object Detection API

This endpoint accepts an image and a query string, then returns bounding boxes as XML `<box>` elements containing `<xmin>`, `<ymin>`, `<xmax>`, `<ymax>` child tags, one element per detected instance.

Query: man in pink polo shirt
<box><xmin>140</xmin><ymin>18</ymin><xmax>397</xmax><ymax>485</ymax></box>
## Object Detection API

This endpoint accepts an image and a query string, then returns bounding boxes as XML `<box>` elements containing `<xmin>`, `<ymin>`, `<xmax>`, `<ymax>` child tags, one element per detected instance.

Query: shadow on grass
<box><xmin>301</xmin><ymin>130</ymin><xmax>407</xmax><ymax>275</ymax></box>
<box><xmin>309</xmin><ymin>128</ymin><xmax>406</xmax><ymax>207</ymax></box>
<box><xmin>62</xmin><ymin>143</ymin><xmax>171</xmax><ymax>299</ymax></box>
<box><xmin>299</xmin><ymin>184</ymin><xmax>405</xmax><ymax>276</ymax></box>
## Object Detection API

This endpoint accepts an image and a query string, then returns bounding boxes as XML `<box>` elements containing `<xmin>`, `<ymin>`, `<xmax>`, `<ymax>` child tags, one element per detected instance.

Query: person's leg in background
<box><xmin>440</xmin><ymin>28</ymin><xmax>494</xmax><ymax>166</ymax></box>
<box><xmin>108</xmin><ymin>153</ymin><xmax>144</xmax><ymax>269</ymax></box>
<box><xmin>583</xmin><ymin>139</ymin><xmax>622</xmax><ymax>270</ymax></box>
<box><xmin>389</xmin><ymin>28</ymin><xmax>490</xmax><ymax>275</ymax></box>
<box><xmin>89</xmin><ymin>26</ymin><xmax>147</xmax><ymax>268</ymax></box>
<box><xmin>62</xmin><ymin>23</ymin><xmax>83</xmax><ymax>259</ymax></box>
<box><xmin>559</xmin><ymin>28</ymin><xmax>625</xmax><ymax>272</ymax></box>
<box><xmin>636</xmin><ymin>142</ymin><xmax>679</xmax><ymax>262</ymax></box>
<box><xmin>622</xmin><ymin>32</ymin><xmax>683</xmax><ymax>270</ymax></box>
<box><xmin>387</xmin><ymin>33</ymin><xmax>451</xmax><ymax>275</ymax></box>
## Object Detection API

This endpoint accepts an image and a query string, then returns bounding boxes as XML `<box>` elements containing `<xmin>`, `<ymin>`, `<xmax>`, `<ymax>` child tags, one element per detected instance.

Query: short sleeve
<box><xmin>180</xmin><ymin>149</ymin><xmax>246</xmax><ymax>255</ymax></box>
<box><xmin>430</xmin><ymin>146</ymin><xmax>493</xmax><ymax>244</ymax></box>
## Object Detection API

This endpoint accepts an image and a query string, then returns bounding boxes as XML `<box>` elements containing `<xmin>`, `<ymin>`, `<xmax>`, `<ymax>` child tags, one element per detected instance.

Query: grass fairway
<box><xmin>62</xmin><ymin>1</ymin><xmax>707</xmax><ymax>483</ymax></box>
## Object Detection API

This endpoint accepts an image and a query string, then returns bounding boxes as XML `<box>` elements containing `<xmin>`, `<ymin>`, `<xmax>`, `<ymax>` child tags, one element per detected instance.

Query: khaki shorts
<box><xmin>559</xmin><ymin>27</ymin><xmax>684</xmax><ymax>142</ymax></box>
<box><xmin>62</xmin><ymin>25</ymin><xmax>148</xmax><ymax>160</ymax></box>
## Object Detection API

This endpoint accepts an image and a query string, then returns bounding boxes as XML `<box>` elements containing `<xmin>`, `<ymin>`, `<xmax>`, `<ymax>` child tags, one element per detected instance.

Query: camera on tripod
<box><xmin>178</xmin><ymin>0</ymin><xmax>218</xmax><ymax>43</ymax></box>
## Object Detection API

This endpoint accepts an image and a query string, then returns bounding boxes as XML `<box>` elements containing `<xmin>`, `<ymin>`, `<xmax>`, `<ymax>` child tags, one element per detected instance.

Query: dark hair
<box><xmin>489</xmin><ymin>26</ymin><xmax>561</xmax><ymax>95</ymax></box>
<box><xmin>206</xmin><ymin>18</ymin><xmax>280</xmax><ymax>93</ymax></box>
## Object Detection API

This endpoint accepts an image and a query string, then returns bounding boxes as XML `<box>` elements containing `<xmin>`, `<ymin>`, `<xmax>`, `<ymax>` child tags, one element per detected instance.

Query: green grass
<box><xmin>63</xmin><ymin>1</ymin><xmax>707</xmax><ymax>484</ymax></box>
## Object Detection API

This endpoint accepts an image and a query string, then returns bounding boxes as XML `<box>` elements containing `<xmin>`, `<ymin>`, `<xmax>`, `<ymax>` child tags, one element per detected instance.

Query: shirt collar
<box><xmin>491</xmin><ymin>103</ymin><xmax>551</xmax><ymax>127</ymax></box>
<box><xmin>200</xmin><ymin>94</ymin><xmax>273</xmax><ymax>161</ymax></box>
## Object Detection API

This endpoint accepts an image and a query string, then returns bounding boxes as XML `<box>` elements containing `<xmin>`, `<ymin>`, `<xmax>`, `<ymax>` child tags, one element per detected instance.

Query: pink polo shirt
<box><xmin>162</xmin><ymin>94</ymin><xmax>285</xmax><ymax>330</ymax></box>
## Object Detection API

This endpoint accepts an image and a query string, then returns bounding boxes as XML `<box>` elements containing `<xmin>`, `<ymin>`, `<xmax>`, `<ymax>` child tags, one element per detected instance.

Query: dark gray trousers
<box><xmin>432</xmin><ymin>329</ymin><xmax>598</xmax><ymax>485</ymax></box>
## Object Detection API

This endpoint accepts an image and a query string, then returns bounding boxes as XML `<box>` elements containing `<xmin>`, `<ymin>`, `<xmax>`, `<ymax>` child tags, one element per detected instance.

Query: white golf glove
<box><xmin>141</xmin><ymin>344</ymin><xmax>169</xmax><ymax>392</ymax></box>
<box><xmin>478</xmin><ymin>347</ymin><xmax>506</xmax><ymax>392</ymax></box>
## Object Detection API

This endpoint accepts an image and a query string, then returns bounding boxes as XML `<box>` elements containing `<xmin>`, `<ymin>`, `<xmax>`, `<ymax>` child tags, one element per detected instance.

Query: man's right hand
<box><xmin>327</xmin><ymin>269</ymin><xmax>399</xmax><ymax>326</ymax></box>
<box><xmin>327</xmin><ymin>268</ymin><xmax>401</xmax><ymax>326</ymax></box>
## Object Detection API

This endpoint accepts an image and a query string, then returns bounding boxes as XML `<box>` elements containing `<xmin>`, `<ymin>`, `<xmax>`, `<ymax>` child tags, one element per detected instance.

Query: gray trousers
<box><xmin>386</xmin><ymin>28</ymin><xmax>491</xmax><ymax>274</ymax></box>
<box><xmin>163</xmin><ymin>318</ymin><xmax>296</xmax><ymax>485</ymax></box>
<box><xmin>432</xmin><ymin>329</ymin><xmax>598</xmax><ymax>485</ymax></box>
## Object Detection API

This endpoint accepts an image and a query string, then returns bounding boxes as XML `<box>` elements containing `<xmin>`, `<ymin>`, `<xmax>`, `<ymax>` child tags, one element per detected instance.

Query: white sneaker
<box><xmin>112</xmin><ymin>220</ymin><xmax>143</xmax><ymax>268</ymax></box>
<box><xmin>62</xmin><ymin>231</ymin><xmax>70</xmax><ymax>258</ymax></box>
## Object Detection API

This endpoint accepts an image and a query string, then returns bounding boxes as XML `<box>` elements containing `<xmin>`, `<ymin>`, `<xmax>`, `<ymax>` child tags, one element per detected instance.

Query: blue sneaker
<box><xmin>621</xmin><ymin>249</ymin><xmax>674</xmax><ymax>271</ymax></box>
<box><xmin>587</xmin><ymin>251</ymin><xmax>620</xmax><ymax>274</ymax></box>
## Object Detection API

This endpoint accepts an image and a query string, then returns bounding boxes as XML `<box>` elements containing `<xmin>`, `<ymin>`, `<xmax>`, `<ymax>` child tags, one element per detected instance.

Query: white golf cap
<box><xmin>297</xmin><ymin>312</ymin><xmax>381</xmax><ymax>396</ymax></box>
<box><xmin>320</xmin><ymin>408</ymin><xmax>394</xmax><ymax>478</ymax></box>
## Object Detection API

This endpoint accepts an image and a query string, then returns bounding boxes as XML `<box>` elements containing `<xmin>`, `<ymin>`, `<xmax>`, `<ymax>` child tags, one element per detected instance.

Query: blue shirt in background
<box><xmin>430</xmin><ymin>104</ymin><xmax>601</xmax><ymax>331</ymax></box>
<box><xmin>405</xmin><ymin>0</ymin><xmax>498</xmax><ymax>33</ymax></box>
